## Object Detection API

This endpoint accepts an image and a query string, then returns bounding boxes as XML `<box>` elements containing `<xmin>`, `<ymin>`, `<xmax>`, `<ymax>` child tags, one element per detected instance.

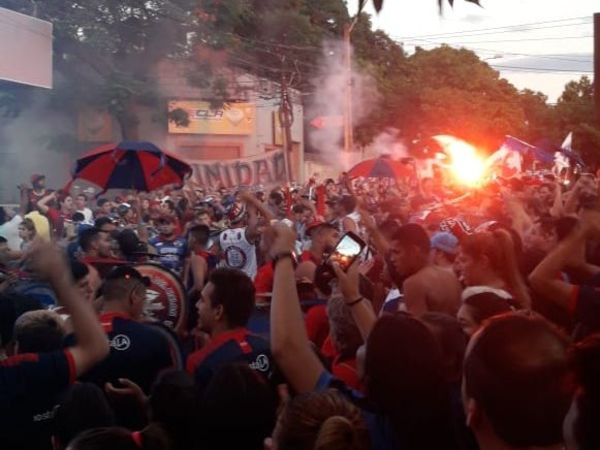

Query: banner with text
<box><xmin>188</xmin><ymin>149</ymin><xmax>286</xmax><ymax>188</ymax></box>
<box><xmin>168</xmin><ymin>101</ymin><xmax>255</xmax><ymax>135</ymax></box>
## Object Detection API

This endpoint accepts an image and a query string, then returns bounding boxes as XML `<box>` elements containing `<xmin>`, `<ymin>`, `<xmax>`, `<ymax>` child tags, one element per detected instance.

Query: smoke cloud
<box><xmin>307</xmin><ymin>39</ymin><xmax>379</xmax><ymax>170</ymax></box>
<box><xmin>0</xmin><ymin>90</ymin><xmax>75</xmax><ymax>203</ymax></box>
<box><xmin>369</xmin><ymin>128</ymin><xmax>409</xmax><ymax>160</ymax></box>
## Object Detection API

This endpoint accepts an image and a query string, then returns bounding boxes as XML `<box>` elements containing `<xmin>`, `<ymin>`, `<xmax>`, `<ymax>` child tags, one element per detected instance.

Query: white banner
<box><xmin>187</xmin><ymin>149</ymin><xmax>287</xmax><ymax>188</ymax></box>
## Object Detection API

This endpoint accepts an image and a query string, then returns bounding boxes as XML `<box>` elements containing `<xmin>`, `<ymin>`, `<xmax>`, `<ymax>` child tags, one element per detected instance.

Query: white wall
<box><xmin>0</xmin><ymin>7</ymin><xmax>52</xmax><ymax>89</ymax></box>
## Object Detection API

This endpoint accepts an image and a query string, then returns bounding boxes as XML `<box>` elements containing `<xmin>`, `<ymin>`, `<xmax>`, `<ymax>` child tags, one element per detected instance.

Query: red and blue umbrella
<box><xmin>70</xmin><ymin>141</ymin><xmax>192</xmax><ymax>193</ymax></box>
<box><xmin>348</xmin><ymin>156</ymin><xmax>414</xmax><ymax>179</ymax></box>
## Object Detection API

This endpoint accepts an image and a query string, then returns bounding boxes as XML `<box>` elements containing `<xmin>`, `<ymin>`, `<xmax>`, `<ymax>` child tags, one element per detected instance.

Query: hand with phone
<box><xmin>331</xmin><ymin>260</ymin><xmax>361</xmax><ymax>302</ymax></box>
<box><xmin>315</xmin><ymin>232</ymin><xmax>366</xmax><ymax>295</ymax></box>
<box><xmin>326</xmin><ymin>231</ymin><xmax>366</xmax><ymax>272</ymax></box>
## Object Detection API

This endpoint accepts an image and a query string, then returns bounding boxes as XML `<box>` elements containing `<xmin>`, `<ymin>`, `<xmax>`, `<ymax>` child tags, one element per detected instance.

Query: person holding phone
<box><xmin>295</xmin><ymin>221</ymin><xmax>339</xmax><ymax>283</ymax></box>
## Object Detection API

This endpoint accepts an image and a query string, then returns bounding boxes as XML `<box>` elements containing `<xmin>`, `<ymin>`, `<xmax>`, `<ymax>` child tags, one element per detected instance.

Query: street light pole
<box><xmin>343</xmin><ymin>17</ymin><xmax>358</xmax><ymax>153</ymax></box>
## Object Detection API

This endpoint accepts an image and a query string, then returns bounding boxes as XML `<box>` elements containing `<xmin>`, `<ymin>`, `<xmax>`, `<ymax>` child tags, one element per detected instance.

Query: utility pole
<box><xmin>343</xmin><ymin>17</ymin><xmax>359</xmax><ymax>153</ymax></box>
<box><xmin>279</xmin><ymin>66</ymin><xmax>294</xmax><ymax>182</ymax></box>
<box><xmin>594</xmin><ymin>13</ymin><xmax>600</xmax><ymax>123</ymax></box>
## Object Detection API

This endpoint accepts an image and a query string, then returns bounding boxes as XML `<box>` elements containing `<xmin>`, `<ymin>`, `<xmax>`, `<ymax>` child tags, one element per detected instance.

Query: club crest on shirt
<box><xmin>249</xmin><ymin>354</ymin><xmax>270</xmax><ymax>372</ymax></box>
<box><xmin>110</xmin><ymin>334</ymin><xmax>131</xmax><ymax>351</ymax></box>
<box><xmin>224</xmin><ymin>245</ymin><xmax>247</xmax><ymax>268</ymax></box>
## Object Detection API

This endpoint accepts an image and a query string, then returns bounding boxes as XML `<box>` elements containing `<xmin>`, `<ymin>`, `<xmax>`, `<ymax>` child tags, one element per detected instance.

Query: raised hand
<box><xmin>331</xmin><ymin>260</ymin><xmax>361</xmax><ymax>303</ymax></box>
<box><xmin>22</xmin><ymin>239</ymin><xmax>69</xmax><ymax>282</ymax></box>
<box><xmin>268</xmin><ymin>223</ymin><xmax>297</xmax><ymax>258</ymax></box>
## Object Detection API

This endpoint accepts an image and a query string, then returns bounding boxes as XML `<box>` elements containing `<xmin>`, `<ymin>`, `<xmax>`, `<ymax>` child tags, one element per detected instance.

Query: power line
<box><xmin>402</xmin><ymin>35</ymin><xmax>593</xmax><ymax>45</ymax></box>
<box><xmin>393</xmin><ymin>16</ymin><xmax>592</xmax><ymax>40</ymax></box>
<box><xmin>392</xmin><ymin>21</ymin><xmax>592</xmax><ymax>42</ymax></box>
<box><xmin>488</xmin><ymin>64</ymin><xmax>593</xmax><ymax>73</ymax></box>
<box><xmin>402</xmin><ymin>37</ymin><xmax>593</xmax><ymax>63</ymax></box>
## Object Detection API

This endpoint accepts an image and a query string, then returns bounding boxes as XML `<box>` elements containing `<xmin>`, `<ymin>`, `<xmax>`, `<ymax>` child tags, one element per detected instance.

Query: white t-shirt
<box><xmin>0</xmin><ymin>214</ymin><xmax>23</xmax><ymax>251</ymax></box>
<box><xmin>77</xmin><ymin>208</ymin><xmax>94</xmax><ymax>225</ymax></box>
<box><xmin>340</xmin><ymin>211</ymin><xmax>364</xmax><ymax>237</ymax></box>
<box><xmin>219</xmin><ymin>227</ymin><xmax>257</xmax><ymax>280</ymax></box>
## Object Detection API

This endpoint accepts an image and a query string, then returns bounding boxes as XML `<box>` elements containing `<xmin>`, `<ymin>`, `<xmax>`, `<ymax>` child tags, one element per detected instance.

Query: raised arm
<box><xmin>240</xmin><ymin>191</ymin><xmax>275</xmax><ymax>242</ymax></box>
<box><xmin>501</xmin><ymin>190</ymin><xmax>534</xmax><ymax>239</ymax></box>
<box><xmin>528</xmin><ymin>222</ymin><xmax>587</xmax><ymax>309</ymax></box>
<box><xmin>563</xmin><ymin>182</ymin><xmax>582</xmax><ymax>215</ymax></box>
<box><xmin>18</xmin><ymin>185</ymin><xmax>29</xmax><ymax>216</ymax></box>
<box><xmin>359</xmin><ymin>206</ymin><xmax>390</xmax><ymax>255</ymax></box>
<box><xmin>269</xmin><ymin>224</ymin><xmax>324</xmax><ymax>393</ymax></box>
<box><xmin>331</xmin><ymin>261</ymin><xmax>378</xmax><ymax>341</ymax></box>
<box><xmin>26</xmin><ymin>240</ymin><xmax>109</xmax><ymax>375</ymax></box>
<box><xmin>37</xmin><ymin>191</ymin><xmax>57</xmax><ymax>215</ymax></box>
<box><xmin>549</xmin><ymin>182</ymin><xmax>564</xmax><ymax>218</ymax></box>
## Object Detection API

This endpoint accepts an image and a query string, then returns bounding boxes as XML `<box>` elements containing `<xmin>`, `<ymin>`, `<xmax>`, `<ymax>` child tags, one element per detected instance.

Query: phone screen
<box><xmin>327</xmin><ymin>232</ymin><xmax>365</xmax><ymax>272</ymax></box>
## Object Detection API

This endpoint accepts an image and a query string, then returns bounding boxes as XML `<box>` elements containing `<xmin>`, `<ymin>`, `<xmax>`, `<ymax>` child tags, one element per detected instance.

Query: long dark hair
<box><xmin>364</xmin><ymin>313</ymin><xmax>458</xmax><ymax>450</ymax></box>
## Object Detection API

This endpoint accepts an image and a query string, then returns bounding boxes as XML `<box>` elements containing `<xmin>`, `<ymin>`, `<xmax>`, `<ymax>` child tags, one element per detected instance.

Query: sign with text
<box><xmin>188</xmin><ymin>149</ymin><xmax>286</xmax><ymax>188</ymax></box>
<box><xmin>168</xmin><ymin>101</ymin><xmax>255</xmax><ymax>135</ymax></box>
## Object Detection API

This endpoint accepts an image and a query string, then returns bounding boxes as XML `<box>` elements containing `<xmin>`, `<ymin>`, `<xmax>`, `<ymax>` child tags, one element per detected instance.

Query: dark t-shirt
<box><xmin>315</xmin><ymin>370</ymin><xmax>398</xmax><ymax>450</ymax></box>
<box><xmin>66</xmin><ymin>312</ymin><xmax>181</xmax><ymax>393</ymax></box>
<box><xmin>0</xmin><ymin>351</ymin><xmax>75</xmax><ymax>450</ymax></box>
<box><xmin>186</xmin><ymin>328</ymin><xmax>274</xmax><ymax>390</ymax></box>
<box><xmin>570</xmin><ymin>284</ymin><xmax>600</xmax><ymax>334</ymax></box>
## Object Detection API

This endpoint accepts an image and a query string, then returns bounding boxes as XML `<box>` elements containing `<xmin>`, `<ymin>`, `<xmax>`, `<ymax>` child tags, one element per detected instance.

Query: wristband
<box><xmin>272</xmin><ymin>251</ymin><xmax>295</xmax><ymax>267</ymax></box>
<box><xmin>346</xmin><ymin>296</ymin><xmax>364</xmax><ymax>307</ymax></box>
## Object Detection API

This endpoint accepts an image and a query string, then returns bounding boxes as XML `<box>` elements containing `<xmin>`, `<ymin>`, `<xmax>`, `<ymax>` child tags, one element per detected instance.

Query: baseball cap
<box><xmin>104</xmin><ymin>266</ymin><xmax>150</xmax><ymax>286</ymax></box>
<box><xmin>430</xmin><ymin>231</ymin><xmax>459</xmax><ymax>255</ymax></box>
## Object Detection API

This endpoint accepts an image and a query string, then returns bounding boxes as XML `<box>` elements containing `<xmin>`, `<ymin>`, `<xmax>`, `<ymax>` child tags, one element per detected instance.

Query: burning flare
<box><xmin>433</xmin><ymin>135</ymin><xmax>486</xmax><ymax>187</ymax></box>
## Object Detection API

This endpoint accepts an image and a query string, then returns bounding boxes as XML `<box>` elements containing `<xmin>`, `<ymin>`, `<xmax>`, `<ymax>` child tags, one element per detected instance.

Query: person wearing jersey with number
<box><xmin>295</xmin><ymin>220</ymin><xmax>339</xmax><ymax>283</ymax></box>
<box><xmin>217</xmin><ymin>191</ymin><xmax>274</xmax><ymax>281</ymax></box>
<box><xmin>186</xmin><ymin>268</ymin><xmax>274</xmax><ymax>390</ymax></box>
<box><xmin>149</xmin><ymin>215</ymin><xmax>187</xmax><ymax>275</ymax></box>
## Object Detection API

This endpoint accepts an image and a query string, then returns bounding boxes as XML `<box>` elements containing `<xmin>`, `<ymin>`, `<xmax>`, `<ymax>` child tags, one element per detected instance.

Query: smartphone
<box><xmin>326</xmin><ymin>231</ymin><xmax>366</xmax><ymax>272</ymax></box>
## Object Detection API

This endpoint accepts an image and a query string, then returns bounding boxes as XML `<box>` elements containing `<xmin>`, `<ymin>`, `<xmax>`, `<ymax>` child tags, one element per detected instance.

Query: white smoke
<box><xmin>368</xmin><ymin>128</ymin><xmax>409</xmax><ymax>160</ymax></box>
<box><xmin>0</xmin><ymin>90</ymin><xmax>75</xmax><ymax>202</ymax></box>
<box><xmin>307</xmin><ymin>39</ymin><xmax>379</xmax><ymax>169</ymax></box>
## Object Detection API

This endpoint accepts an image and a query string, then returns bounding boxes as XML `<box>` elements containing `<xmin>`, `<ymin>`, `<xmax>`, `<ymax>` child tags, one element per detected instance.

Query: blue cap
<box><xmin>431</xmin><ymin>231</ymin><xmax>459</xmax><ymax>255</ymax></box>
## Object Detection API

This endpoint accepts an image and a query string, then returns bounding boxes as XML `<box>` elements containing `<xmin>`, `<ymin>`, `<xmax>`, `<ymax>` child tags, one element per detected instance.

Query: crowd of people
<box><xmin>1</xmin><ymin>166</ymin><xmax>600</xmax><ymax>450</ymax></box>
